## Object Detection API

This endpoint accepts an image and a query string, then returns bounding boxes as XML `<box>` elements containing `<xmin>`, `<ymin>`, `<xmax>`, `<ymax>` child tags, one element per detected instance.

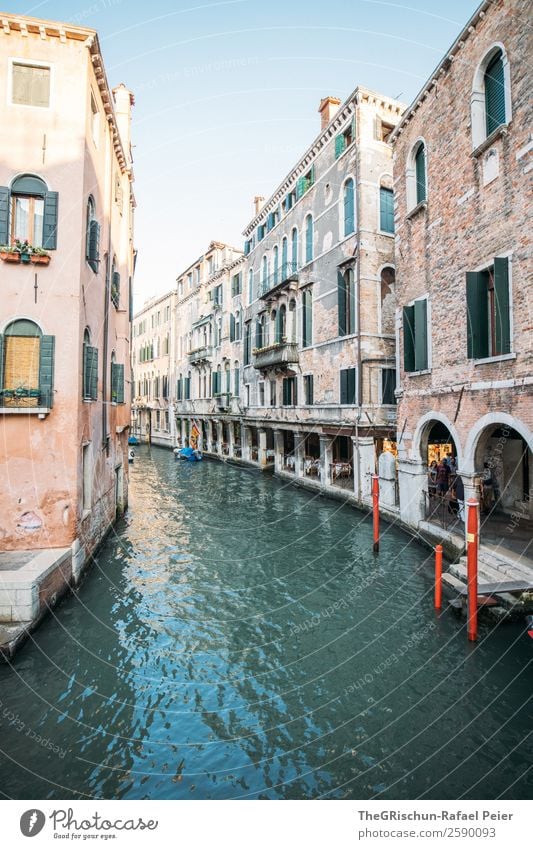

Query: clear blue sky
<box><xmin>18</xmin><ymin>0</ymin><xmax>480</xmax><ymax>304</ymax></box>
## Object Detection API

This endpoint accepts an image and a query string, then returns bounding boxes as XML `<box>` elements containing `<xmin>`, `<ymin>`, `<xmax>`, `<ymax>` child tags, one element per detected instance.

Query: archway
<box><xmin>471</xmin><ymin>422</ymin><xmax>532</xmax><ymax>518</ymax></box>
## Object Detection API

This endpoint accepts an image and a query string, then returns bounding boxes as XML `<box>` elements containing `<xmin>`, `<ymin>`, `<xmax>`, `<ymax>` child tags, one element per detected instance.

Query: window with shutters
<box><xmin>86</xmin><ymin>197</ymin><xmax>100</xmax><ymax>272</ymax></box>
<box><xmin>466</xmin><ymin>257</ymin><xmax>511</xmax><ymax>360</ymax></box>
<box><xmin>296</xmin><ymin>166</ymin><xmax>315</xmax><ymax>200</ymax></box>
<box><xmin>1</xmin><ymin>175</ymin><xmax>58</xmax><ymax>251</ymax></box>
<box><xmin>184</xmin><ymin>372</ymin><xmax>191</xmax><ymax>400</ymax></box>
<box><xmin>282</xmin><ymin>189</ymin><xmax>296</xmax><ymax>213</ymax></box>
<box><xmin>472</xmin><ymin>46</ymin><xmax>510</xmax><ymax>149</ymax></box>
<box><xmin>177</xmin><ymin>374</ymin><xmax>183</xmax><ymax>400</ymax></box>
<box><xmin>379</xmin><ymin>183</ymin><xmax>394</xmax><ymax>234</ymax></box>
<box><xmin>381</xmin><ymin>369</ymin><xmax>396</xmax><ymax>405</ymax></box>
<box><xmin>233</xmin><ymin>362</ymin><xmax>240</xmax><ymax>396</ymax></box>
<box><xmin>110</xmin><ymin>354</ymin><xmax>125</xmax><ymax>404</ymax></box>
<box><xmin>248</xmin><ymin>269</ymin><xmax>254</xmax><ymax>304</ymax></box>
<box><xmin>305</xmin><ymin>214</ymin><xmax>313</xmax><ymax>263</ymax></box>
<box><xmin>231</xmin><ymin>271</ymin><xmax>242</xmax><ymax>297</ymax></box>
<box><xmin>340</xmin><ymin>368</ymin><xmax>357</xmax><ymax>405</ymax></box>
<box><xmin>1</xmin><ymin>319</ymin><xmax>54</xmax><ymax>409</ymax></box>
<box><xmin>402</xmin><ymin>296</ymin><xmax>429</xmax><ymax>373</ymax></box>
<box><xmin>111</xmin><ymin>256</ymin><xmax>120</xmax><ymax>308</ymax></box>
<box><xmin>303</xmin><ymin>374</ymin><xmax>314</xmax><ymax>406</ymax></box>
<box><xmin>343</xmin><ymin>178</ymin><xmax>355</xmax><ymax>236</ymax></box>
<box><xmin>82</xmin><ymin>328</ymin><xmax>98</xmax><ymax>401</ymax></box>
<box><xmin>11</xmin><ymin>61</ymin><xmax>50</xmax><ymax>108</ymax></box>
<box><xmin>302</xmin><ymin>288</ymin><xmax>313</xmax><ymax>348</ymax></box>
<box><xmin>269</xmin><ymin>379</ymin><xmax>276</xmax><ymax>406</ymax></box>
<box><xmin>291</xmin><ymin>228</ymin><xmax>298</xmax><ymax>271</ymax></box>
<box><xmin>282</xmin><ymin>376</ymin><xmax>297</xmax><ymax>406</ymax></box>
<box><xmin>406</xmin><ymin>140</ymin><xmax>428</xmax><ymax>214</ymax></box>
<box><xmin>244</xmin><ymin>322</ymin><xmax>251</xmax><ymax>366</ymax></box>
<box><xmin>259</xmin><ymin>382</ymin><xmax>265</xmax><ymax>406</ymax></box>
<box><xmin>337</xmin><ymin>267</ymin><xmax>356</xmax><ymax>336</ymax></box>
<box><xmin>334</xmin><ymin>117</ymin><xmax>355</xmax><ymax>159</ymax></box>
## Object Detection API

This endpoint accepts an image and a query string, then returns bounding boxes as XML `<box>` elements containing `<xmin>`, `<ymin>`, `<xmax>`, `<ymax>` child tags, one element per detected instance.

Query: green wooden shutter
<box><xmin>111</xmin><ymin>363</ymin><xmax>124</xmax><ymax>403</ymax></box>
<box><xmin>89</xmin><ymin>346</ymin><xmax>98</xmax><ymax>399</ymax></box>
<box><xmin>42</xmin><ymin>191</ymin><xmax>58</xmax><ymax>250</ymax></box>
<box><xmin>466</xmin><ymin>271</ymin><xmax>488</xmax><ymax>359</ymax></box>
<box><xmin>414</xmin><ymin>298</ymin><xmax>428</xmax><ymax>370</ymax></box>
<box><xmin>338</xmin><ymin>270</ymin><xmax>347</xmax><ymax>336</ymax></box>
<box><xmin>348</xmin><ymin>272</ymin><xmax>356</xmax><ymax>334</ymax></box>
<box><xmin>335</xmin><ymin>134</ymin><xmax>345</xmax><ymax>158</ymax></box>
<box><xmin>382</xmin><ymin>369</ymin><xmax>396</xmax><ymax>404</ymax></box>
<box><xmin>415</xmin><ymin>146</ymin><xmax>426</xmax><ymax>203</ymax></box>
<box><xmin>212</xmin><ymin>372</ymin><xmax>217</xmax><ymax>395</ymax></box>
<box><xmin>340</xmin><ymin>369</ymin><xmax>348</xmax><ymax>404</ymax></box>
<box><xmin>485</xmin><ymin>53</ymin><xmax>506</xmax><ymax>135</ymax></box>
<box><xmin>0</xmin><ymin>187</ymin><xmax>10</xmax><ymax>245</ymax></box>
<box><xmin>494</xmin><ymin>257</ymin><xmax>511</xmax><ymax>355</ymax></box>
<box><xmin>307</xmin><ymin>374</ymin><xmax>314</xmax><ymax>405</ymax></box>
<box><xmin>403</xmin><ymin>305</ymin><xmax>415</xmax><ymax>372</ymax></box>
<box><xmin>234</xmin><ymin>367</ymin><xmax>239</xmax><ymax>396</ymax></box>
<box><xmin>306</xmin><ymin>216</ymin><xmax>313</xmax><ymax>263</ymax></box>
<box><xmin>230</xmin><ymin>313</ymin><xmax>235</xmax><ymax>342</ymax></box>
<box><xmin>39</xmin><ymin>335</ymin><xmax>55</xmax><ymax>408</ymax></box>
<box><xmin>111</xmin><ymin>271</ymin><xmax>120</xmax><ymax>307</ymax></box>
<box><xmin>87</xmin><ymin>220</ymin><xmax>100</xmax><ymax>272</ymax></box>
<box><xmin>344</xmin><ymin>180</ymin><xmax>354</xmax><ymax>235</ymax></box>
<box><xmin>345</xmin><ymin>368</ymin><xmax>356</xmax><ymax>404</ymax></box>
<box><xmin>380</xmin><ymin>187</ymin><xmax>394</xmax><ymax>233</ymax></box>
<box><xmin>296</xmin><ymin>176</ymin><xmax>305</xmax><ymax>199</ymax></box>
<box><xmin>292</xmin><ymin>376</ymin><xmax>298</xmax><ymax>406</ymax></box>
<box><xmin>0</xmin><ymin>334</ymin><xmax>4</xmax><ymax>396</ymax></box>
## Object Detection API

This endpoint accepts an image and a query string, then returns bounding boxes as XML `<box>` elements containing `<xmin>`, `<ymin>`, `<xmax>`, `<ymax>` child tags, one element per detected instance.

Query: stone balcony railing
<box><xmin>259</xmin><ymin>261</ymin><xmax>299</xmax><ymax>298</ymax></box>
<box><xmin>188</xmin><ymin>345</ymin><xmax>213</xmax><ymax>364</ymax></box>
<box><xmin>252</xmin><ymin>341</ymin><xmax>299</xmax><ymax>370</ymax></box>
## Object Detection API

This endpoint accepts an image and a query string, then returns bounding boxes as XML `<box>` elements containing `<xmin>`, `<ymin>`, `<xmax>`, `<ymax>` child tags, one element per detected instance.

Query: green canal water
<box><xmin>0</xmin><ymin>445</ymin><xmax>531</xmax><ymax>800</ymax></box>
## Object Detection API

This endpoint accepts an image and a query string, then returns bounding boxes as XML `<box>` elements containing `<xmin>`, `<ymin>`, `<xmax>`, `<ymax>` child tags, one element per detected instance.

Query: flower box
<box><xmin>0</xmin><ymin>251</ymin><xmax>20</xmax><ymax>263</ymax></box>
<box><xmin>30</xmin><ymin>254</ymin><xmax>51</xmax><ymax>266</ymax></box>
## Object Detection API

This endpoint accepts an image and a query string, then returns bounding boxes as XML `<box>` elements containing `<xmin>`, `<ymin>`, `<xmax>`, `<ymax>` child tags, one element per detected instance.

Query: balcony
<box><xmin>188</xmin><ymin>345</ymin><xmax>212</xmax><ymax>365</ymax></box>
<box><xmin>215</xmin><ymin>393</ymin><xmax>231</xmax><ymax>410</ymax></box>
<box><xmin>259</xmin><ymin>262</ymin><xmax>298</xmax><ymax>299</ymax></box>
<box><xmin>252</xmin><ymin>341</ymin><xmax>299</xmax><ymax>371</ymax></box>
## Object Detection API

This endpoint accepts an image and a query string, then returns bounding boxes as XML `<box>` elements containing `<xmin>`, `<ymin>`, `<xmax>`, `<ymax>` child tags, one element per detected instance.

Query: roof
<box><xmin>389</xmin><ymin>0</ymin><xmax>492</xmax><ymax>143</ymax></box>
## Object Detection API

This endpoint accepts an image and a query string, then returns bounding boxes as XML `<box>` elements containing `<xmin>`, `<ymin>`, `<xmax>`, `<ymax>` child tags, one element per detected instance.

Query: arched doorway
<box><xmin>419</xmin><ymin>419</ymin><xmax>460</xmax><ymax>528</ymax></box>
<box><xmin>472</xmin><ymin>423</ymin><xmax>532</xmax><ymax>518</ymax></box>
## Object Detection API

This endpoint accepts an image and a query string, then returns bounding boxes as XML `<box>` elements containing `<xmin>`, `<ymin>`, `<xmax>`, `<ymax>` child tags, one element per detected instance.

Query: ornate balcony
<box><xmin>188</xmin><ymin>345</ymin><xmax>212</xmax><ymax>365</ymax></box>
<box><xmin>259</xmin><ymin>262</ymin><xmax>298</xmax><ymax>299</ymax></box>
<box><xmin>252</xmin><ymin>341</ymin><xmax>299</xmax><ymax>370</ymax></box>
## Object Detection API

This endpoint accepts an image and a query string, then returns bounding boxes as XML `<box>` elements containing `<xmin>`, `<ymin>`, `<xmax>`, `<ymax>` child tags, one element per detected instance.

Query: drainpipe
<box><xmin>102</xmin><ymin>116</ymin><xmax>114</xmax><ymax>450</ymax></box>
<box><xmin>355</xmin><ymin>96</ymin><xmax>363</xmax><ymax>500</ymax></box>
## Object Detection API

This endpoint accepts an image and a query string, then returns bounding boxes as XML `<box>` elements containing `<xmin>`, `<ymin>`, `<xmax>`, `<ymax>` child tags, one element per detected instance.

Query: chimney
<box><xmin>254</xmin><ymin>196</ymin><xmax>265</xmax><ymax>216</ymax></box>
<box><xmin>318</xmin><ymin>96</ymin><xmax>341</xmax><ymax>131</ymax></box>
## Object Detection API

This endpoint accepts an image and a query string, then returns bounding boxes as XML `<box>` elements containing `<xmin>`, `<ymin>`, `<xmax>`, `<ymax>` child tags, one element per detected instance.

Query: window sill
<box><xmin>473</xmin><ymin>352</ymin><xmax>516</xmax><ymax>366</ymax></box>
<box><xmin>378</xmin><ymin>229</ymin><xmax>395</xmax><ymax>238</ymax></box>
<box><xmin>406</xmin><ymin>200</ymin><xmax>427</xmax><ymax>220</ymax></box>
<box><xmin>0</xmin><ymin>406</ymin><xmax>50</xmax><ymax>416</ymax></box>
<box><xmin>405</xmin><ymin>368</ymin><xmax>431</xmax><ymax>377</ymax></box>
<box><xmin>471</xmin><ymin>124</ymin><xmax>509</xmax><ymax>159</ymax></box>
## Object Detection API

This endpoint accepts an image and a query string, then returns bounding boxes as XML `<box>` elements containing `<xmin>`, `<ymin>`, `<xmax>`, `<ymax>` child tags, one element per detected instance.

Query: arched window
<box><xmin>248</xmin><ymin>268</ymin><xmax>254</xmax><ymax>304</ymax></box>
<box><xmin>291</xmin><ymin>227</ymin><xmax>298</xmax><ymax>270</ymax></box>
<box><xmin>305</xmin><ymin>214</ymin><xmax>313</xmax><ymax>263</ymax></box>
<box><xmin>471</xmin><ymin>45</ymin><xmax>510</xmax><ymax>149</ymax></box>
<box><xmin>281</xmin><ymin>236</ymin><xmax>288</xmax><ymax>279</ymax></box>
<box><xmin>343</xmin><ymin>178</ymin><xmax>355</xmax><ymax>236</ymax></box>
<box><xmin>273</xmin><ymin>245</ymin><xmax>279</xmax><ymax>285</ymax></box>
<box><xmin>8</xmin><ymin>174</ymin><xmax>57</xmax><ymax>249</ymax></box>
<box><xmin>83</xmin><ymin>327</ymin><xmax>98</xmax><ymax>401</ymax></box>
<box><xmin>86</xmin><ymin>196</ymin><xmax>100</xmax><ymax>272</ymax></box>
<box><xmin>225</xmin><ymin>361</ymin><xmax>231</xmax><ymax>393</ymax></box>
<box><xmin>1</xmin><ymin>319</ymin><xmax>54</xmax><ymax>409</ymax></box>
<box><xmin>276</xmin><ymin>303</ymin><xmax>287</xmax><ymax>343</ymax></box>
<box><xmin>261</xmin><ymin>254</ymin><xmax>268</xmax><ymax>295</ymax></box>
<box><xmin>406</xmin><ymin>141</ymin><xmax>427</xmax><ymax>212</ymax></box>
<box><xmin>111</xmin><ymin>253</ymin><xmax>120</xmax><ymax>308</ymax></box>
<box><xmin>233</xmin><ymin>360</ymin><xmax>240</xmax><ymax>396</ymax></box>
<box><xmin>302</xmin><ymin>288</ymin><xmax>313</xmax><ymax>348</ymax></box>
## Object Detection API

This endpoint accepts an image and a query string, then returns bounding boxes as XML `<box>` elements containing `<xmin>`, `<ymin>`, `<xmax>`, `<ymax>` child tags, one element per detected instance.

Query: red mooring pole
<box><xmin>372</xmin><ymin>474</ymin><xmax>380</xmax><ymax>553</ymax></box>
<box><xmin>434</xmin><ymin>544</ymin><xmax>443</xmax><ymax>609</ymax></box>
<box><xmin>466</xmin><ymin>498</ymin><xmax>479</xmax><ymax>642</ymax></box>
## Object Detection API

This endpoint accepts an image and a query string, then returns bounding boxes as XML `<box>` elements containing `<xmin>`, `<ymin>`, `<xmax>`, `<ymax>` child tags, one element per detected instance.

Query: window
<box><xmin>231</xmin><ymin>272</ymin><xmax>242</xmax><ymax>297</ymax></box>
<box><xmin>335</xmin><ymin>117</ymin><xmax>355</xmax><ymax>158</ymax></box>
<box><xmin>255</xmin><ymin>314</ymin><xmax>267</xmax><ymax>349</ymax></box>
<box><xmin>257</xmin><ymin>223</ymin><xmax>266</xmax><ymax>242</ymax></box>
<box><xmin>212</xmin><ymin>283</ymin><xmax>223</xmax><ymax>306</ymax></box>
<box><xmin>244</xmin><ymin>239</ymin><xmax>252</xmax><ymax>256</ymax></box>
<box><xmin>1</xmin><ymin>319</ymin><xmax>54</xmax><ymax>408</ymax></box>
<box><xmin>377</xmin><ymin>117</ymin><xmax>395</xmax><ymax>143</ymax></box>
<box><xmin>272</xmin><ymin>245</ymin><xmax>279</xmax><ymax>285</ymax></box>
<box><xmin>234</xmin><ymin>362</ymin><xmax>240</xmax><ymax>396</ymax></box>
<box><xmin>83</xmin><ymin>328</ymin><xmax>98</xmax><ymax>401</ymax></box>
<box><xmin>291</xmin><ymin>227</ymin><xmax>298</xmax><ymax>271</ymax></box>
<box><xmin>283</xmin><ymin>189</ymin><xmax>296</xmax><ymax>213</ymax></box>
<box><xmin>338</xmin><ymin>268</ymin><xmax>355</xmax><ymax>336</ymax></box>
<box><xmin>270</xmin><ymin>379</ymin><xmax>276</xmax><ymax>406</ymax></box>
<box><xmin>207</xmin><ymin>256</ymin><xmax>214</xmax><ymax>275</ymax></box>
<box><xmin>187</xmin><ymin>272</ymin><xmax>193</xmax><ymax>288</ymax></box>
<box><xmin>302</xmin><ymin>288</ymin><xmax>313</xmax><ymax>347</ymax></box>
<box><xmin>305</xmin><ymin>214</ymin><xmax>313</xmax><ymax>263</ymax></box>
<box><xmin>11</xmin><ymin>62</ymin><xmax>50</xmax><ymax>108</ymax></box>
<box><xmin>296</xmin><ymin>165</ymin><xmax>315</xmax><ymax>199</ymax></box>
<box><xmin>111</xmin><ymin>256</ymin><xmax>120</xmax><ymax>308</ymax></box>
<box><xmin>467</xmin><ymin>257</ymin><xmax>511</xmax><ymax>359</ymax></box>
<box><xmin>275</xmin><ymin>304</ymin><xmax>286</xmax><ymax>343</ymax></box>
<box><xmin>484</xmin><ymin>49</ymin><xmax>507</xmax><ymax>137</ymax></box>
<box><xmin>184</xmin><ymin>372</ymin><xmax>191</xmax><ymax>400</ymax></box>
<box><xmin>340</xmin><ymin>368</ymin><xmax>357</xmax><ymax>404</ymax></box>
<box><xmin>259</xmin><ymin>382</ymin><xmax>265</xmax><ymax>406</ymax></box>
<box><xmin>381</xmin><ymin>369</ymin><xmax>396</xmax><ymax>404</ymax></box>
<box><xmin>415</xmin><ymin>144</ymin><xmax>426</xmax><ymax>204</ymax></box>
<box><xmin>343</xmin><ymin>178</ymin><xmax>355</xmax><ymax>236</ymax></box>
<box><xmin>282</xmin><ymin>376</ymin><xmax>297</xmax><ymax>406</ymax></box>
<box><xmin>86</xmin><ymin>197</ymin><xmax>100</xmax><ymax>272</ymax></box>
<box><xmin>235</xmin><ymin>310</ymin><xmax>241</xmax><ymax>341</ymax></box>
<box><xmin>403</xmin><ymin>297</ymin><xmax>428</xmax><ymax>372</ymax></box>
<box><xmin>244</xmin><ymin>322</ymin><xmax>251</xmax><ymax>365</ymax></box>
<box><xmin>379</xmin><ymin>185</ymin><xmax>394</xmax><ymax>234</ymax></box>
<box><xmin>177</xmin><ymin>374</ymin><xmax>183</xmax><ymax>400</ymax></box>
<box><xmin>1</xmin><ymin>175</ymin><xmax>58</xmax><ymax>250</ymax></box>
<box><xmin>248</xmin><ymin>269</ymin><xmax>254</xmax><ymax>304</ymax></box>
<box><xmin>82</xmin><ymin>444</ymin><xmax>92</xmax><ymax>512</ymax></box>
<box><xmin>111</xmin><ymin>355</ymin><xmax>125</xmax><ymax>404</ymax></box>
<box><xmin>304</xmin><ymin>374</ymin><xmax>314</xmax><ymax>405</ymax></box>
<box><xmin>225</xmin><ymin>362</ymin><xmax>231</xmax><ymax>393</ymax></box>
<box><xmin>262</xmin><ymin>255</ymin><xmax>268</xmax><ymax>290</ymax></box>
<box><xmin>281</xmin><ymin>237</ymin><xmax>288</xmax><ymax>279</ymax></box>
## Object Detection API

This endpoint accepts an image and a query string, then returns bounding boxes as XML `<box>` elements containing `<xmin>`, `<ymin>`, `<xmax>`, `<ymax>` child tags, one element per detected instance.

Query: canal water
<box><xmin>0</xmin><ymin>445</ymin><xmax>531</xmax><ymax>800</ymax></box>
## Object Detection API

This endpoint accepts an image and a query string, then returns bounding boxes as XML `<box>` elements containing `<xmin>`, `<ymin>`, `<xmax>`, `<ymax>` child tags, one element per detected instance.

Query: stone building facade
<box><xmin>391</xmin><ymin>0</ymin><xmax>532</xmax><ymax>537</ymax></box>
<box><xmin>135</xmin><ymin>88</ymin><xmax>405</xmax><ymax>508</ymax></box>
<box><xmin>0</xmin><ymin>14</ymin><xmax>135</xmax><ymax>636</ymax></box>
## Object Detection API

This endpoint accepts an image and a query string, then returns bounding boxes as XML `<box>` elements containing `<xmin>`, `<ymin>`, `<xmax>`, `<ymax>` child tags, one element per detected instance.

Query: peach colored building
<box><xmin>0</xmin><ymin>14</ymin><xmax>135</xmax><ymax>649</ymax></box>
